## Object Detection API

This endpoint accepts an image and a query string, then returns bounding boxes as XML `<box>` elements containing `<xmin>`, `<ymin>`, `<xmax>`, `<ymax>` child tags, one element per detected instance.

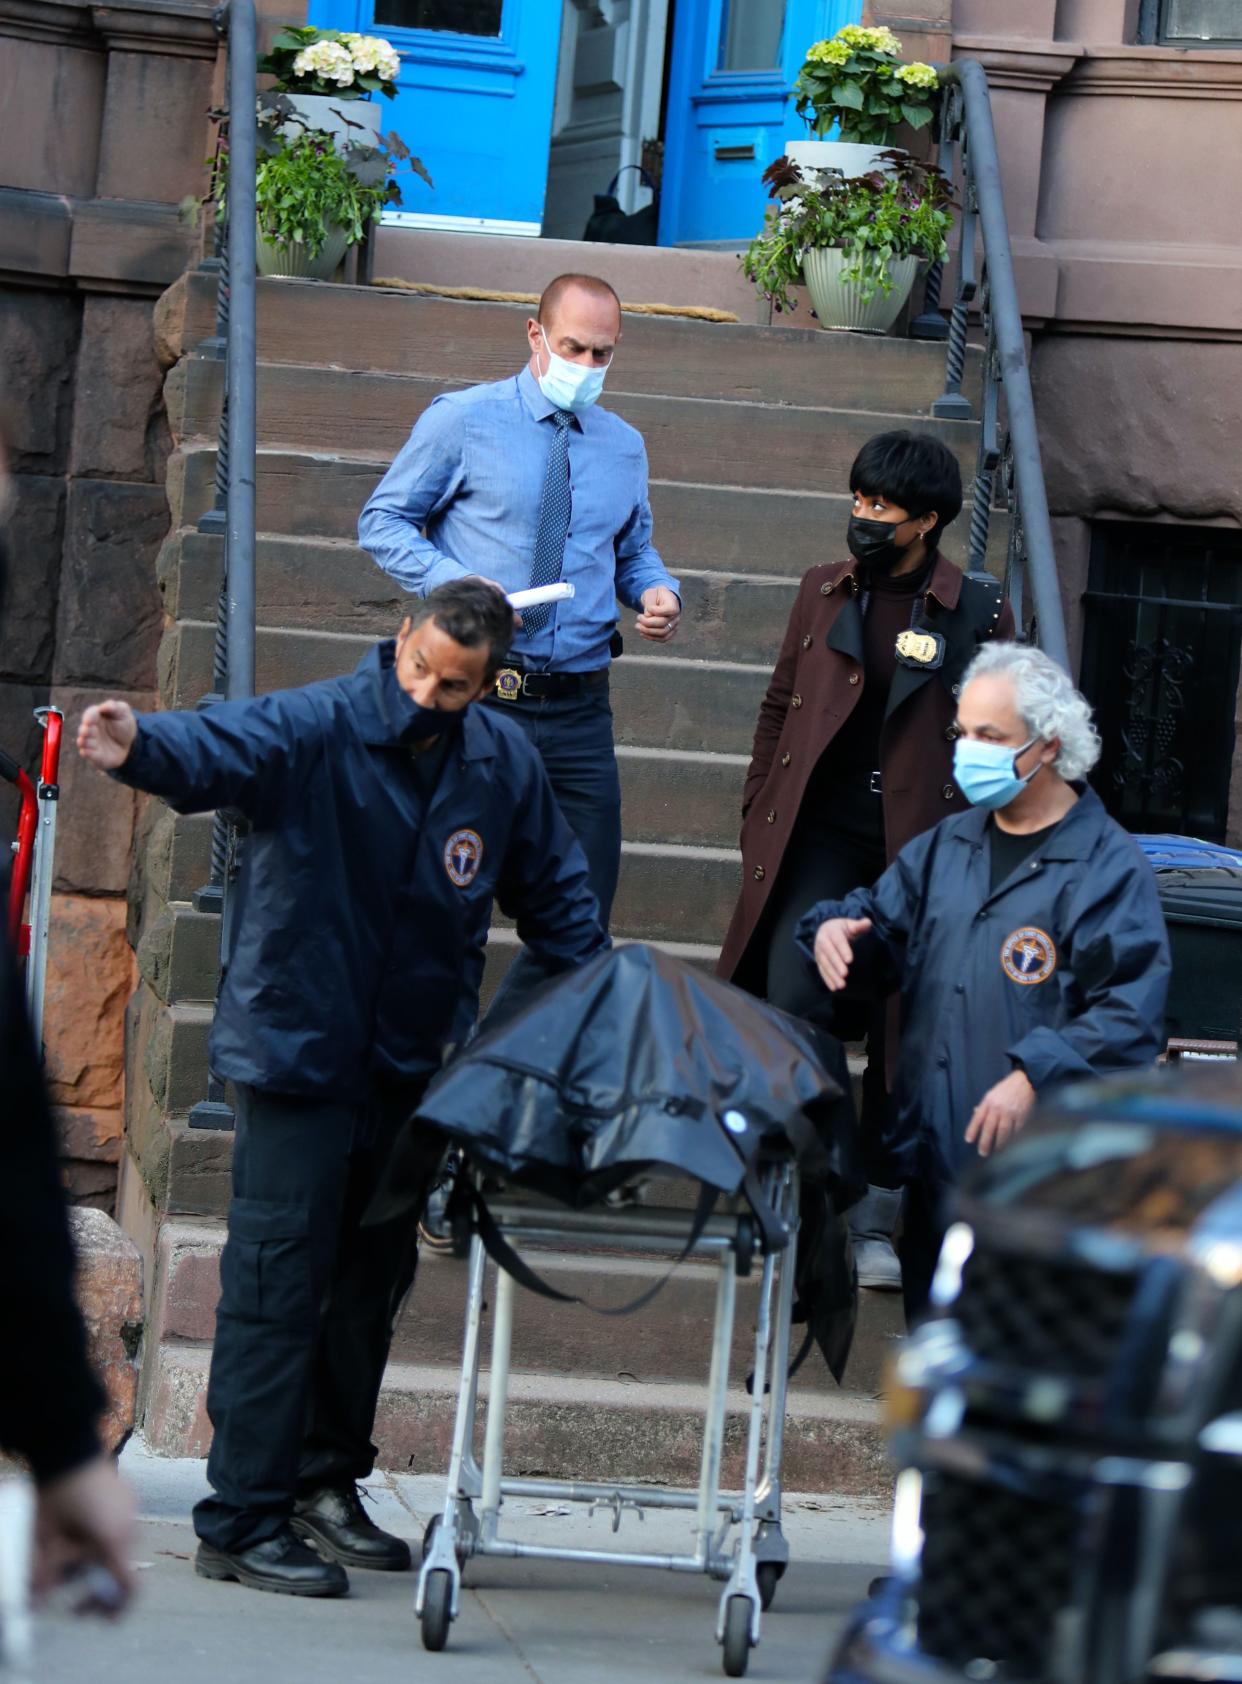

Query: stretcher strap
<box><xmin>458</xmin><ymin>1180</ymin><xmax>719</xmax><ymax>1317</ymax></box>
<box><xmin>740</xmin><ymin>1164</ymin><xmax>791</xmax><ymax>1257</ymax></box>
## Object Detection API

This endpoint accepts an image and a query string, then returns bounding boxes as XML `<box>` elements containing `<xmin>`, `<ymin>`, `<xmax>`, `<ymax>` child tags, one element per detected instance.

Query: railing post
<box><xmin>188</xmin><ymin>0</ymin><xmax>257</xmax><ymax>1132</ymax></box>
<box><xmin>909</xmin><ymin>257</ymin><xmax>950</xmax><ymax>342</ymax></box>
<box><xmin>953</xmin><ymin>59</ymin><xmax>1067</xmax><ymax>671</ymax></box>
<box><xmin>927</xmin><ymin>59</ymin><xmax>1069</xmax><ymax>672</ymax></box>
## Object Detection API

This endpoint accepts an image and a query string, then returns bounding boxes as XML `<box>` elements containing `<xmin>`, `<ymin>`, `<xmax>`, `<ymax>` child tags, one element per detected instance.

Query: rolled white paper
<box><xmin>506</xmin><ymin>582</ymin><xmax>576</xmax><ymax>611</ymax></box>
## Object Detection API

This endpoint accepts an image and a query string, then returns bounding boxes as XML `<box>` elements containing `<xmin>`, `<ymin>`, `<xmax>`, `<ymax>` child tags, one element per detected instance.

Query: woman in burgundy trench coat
<box><xmin>718</xmin><ymin>432</ymin><xmax>1014</xmax><ymax>1284</ymax></box>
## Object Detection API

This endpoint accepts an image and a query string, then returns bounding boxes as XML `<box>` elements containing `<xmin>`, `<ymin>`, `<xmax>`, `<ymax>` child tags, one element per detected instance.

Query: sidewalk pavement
<box><xmin>31</xmin><ymin>1438</ymin><xmax>891</xmax><ymax>1684</ymax></box>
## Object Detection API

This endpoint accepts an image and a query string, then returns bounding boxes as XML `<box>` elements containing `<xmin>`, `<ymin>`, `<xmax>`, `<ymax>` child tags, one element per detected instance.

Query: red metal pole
<box><xmin>4</xmin><ymin>765</ymin><xmax>37</xmax><ymax>955</ymax></box>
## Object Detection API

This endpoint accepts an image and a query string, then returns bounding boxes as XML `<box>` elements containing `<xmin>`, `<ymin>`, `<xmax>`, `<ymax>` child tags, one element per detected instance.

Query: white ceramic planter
<box><xmin>256</xmin><ymin>223</ymin><xmax>351</xmax><ymax>281</ymax></box>
<box><xmin>270</xmin><ymin>92</ymin><xmax>382</xmax><ymax>154</ymax></box>
<box><xmin>802</xmin><ymin>245</ymin><xmax>920</xmax><ymax>334</ymax></box>
<box><xmin>784</xmin><ymin>139</ymin><xmax>904</xmax><ymax>179</ymax></box>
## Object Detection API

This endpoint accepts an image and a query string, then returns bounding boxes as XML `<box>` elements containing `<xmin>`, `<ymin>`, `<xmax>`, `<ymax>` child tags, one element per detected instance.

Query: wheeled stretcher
<box><xmin>417</xmin><ymin>1161</ymin><xmax>801</xmax><ymax>1678</ymax></box>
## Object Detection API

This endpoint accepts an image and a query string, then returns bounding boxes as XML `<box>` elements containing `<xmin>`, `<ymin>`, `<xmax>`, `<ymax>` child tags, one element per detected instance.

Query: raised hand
<box><xmin>77</xmin><ymin>700</ymin><xmax>138</xmax><ymax>771</ymax></box>
<box><xmin>812</xmin><ymin>916</ymin><xmax>873</xmax><ymax>992</ymax></box>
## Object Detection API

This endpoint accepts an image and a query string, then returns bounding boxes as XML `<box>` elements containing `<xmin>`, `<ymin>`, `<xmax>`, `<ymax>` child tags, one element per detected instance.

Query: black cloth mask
<box><xmin>846</xmin><ymin>514</ymin><xmax>921</xmax><ymax>577</ymax></box>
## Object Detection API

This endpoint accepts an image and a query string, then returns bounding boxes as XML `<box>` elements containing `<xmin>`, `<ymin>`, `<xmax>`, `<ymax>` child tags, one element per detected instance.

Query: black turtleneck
<box><xmin>807</xmin><ymin>545</ymin><xmax>935</xmax><ymax>794</ymax></box>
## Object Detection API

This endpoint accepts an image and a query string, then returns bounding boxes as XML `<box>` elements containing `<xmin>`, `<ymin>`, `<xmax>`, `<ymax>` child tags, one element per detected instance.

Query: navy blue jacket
<box><xmin>118</xmin><ymin>643</ymin><xmax>607</xmax><ymax>1098</ymax></box>
<box><xmin>795</xmin><ymin>787</ymin><xmax>1171</xmax><ymax>1193</ymax></box>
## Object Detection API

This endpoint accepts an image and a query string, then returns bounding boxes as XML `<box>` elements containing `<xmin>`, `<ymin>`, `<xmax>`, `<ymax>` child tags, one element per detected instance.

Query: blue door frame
<box><xmin>657</xmin><ymin>0</ymin><xmax>863</xmax><ymax>246</ymax></box>
<box><xmin>306</xmin><ymin>0</ymin><xmax>559</xmax><ymax>234</ymax></box>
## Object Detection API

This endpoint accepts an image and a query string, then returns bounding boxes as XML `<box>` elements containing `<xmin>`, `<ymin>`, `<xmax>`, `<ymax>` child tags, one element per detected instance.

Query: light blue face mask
<box><xmin>953</xmin><ymin>735</ymin><xmax>1040</xmax><ymax>810</ymax></box>
<box><xmin>537</xmin><ymin>328</ymin><xmax>608</xmax><ymax>412</ymax></box>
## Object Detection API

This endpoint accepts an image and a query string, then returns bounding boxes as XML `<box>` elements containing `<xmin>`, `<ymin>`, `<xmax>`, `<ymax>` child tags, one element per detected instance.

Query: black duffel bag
<box><xmin>582</xmin><ymin>165</ymin><xmax>658</xmax><ymax>245</ymax></box>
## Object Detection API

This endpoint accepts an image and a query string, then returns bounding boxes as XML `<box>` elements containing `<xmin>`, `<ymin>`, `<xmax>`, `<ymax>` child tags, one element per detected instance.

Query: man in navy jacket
<box><xmin>78</xmin><ymin>579</ymin><xmax>607</xmax><ymax>1599</ymax></box>
<box><xmin>797</xmin><ymin>643</ymin><xmax>1170</xmax><ymax>1321</ymax></box>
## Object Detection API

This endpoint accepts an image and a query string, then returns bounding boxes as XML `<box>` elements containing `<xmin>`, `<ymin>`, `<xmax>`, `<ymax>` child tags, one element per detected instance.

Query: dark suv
<box><xmin>829</xmin><ymin>1064</ymin><xmax>1242</xmax><ymax>1684</ymax></box>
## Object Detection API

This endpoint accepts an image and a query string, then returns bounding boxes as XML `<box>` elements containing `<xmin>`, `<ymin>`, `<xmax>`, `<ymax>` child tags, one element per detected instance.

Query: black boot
<box><xmin>849</xmin><ymin>1186</ymin><xmax>904</xmax><ymax>1291</ymax></box>
<box><xmin>292</xmin><ymin>1485</ymin><xmax>412</xmax><ymax>1571</ymax></box>
<box><xmin>195</xmin><ymin>1526</ymin><xmax>349</xmax><ymax>1597</ymax></box>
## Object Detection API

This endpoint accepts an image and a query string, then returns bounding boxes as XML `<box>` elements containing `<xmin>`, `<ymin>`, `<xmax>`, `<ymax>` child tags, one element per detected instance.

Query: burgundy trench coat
<box><xmin>718</xmin><ymin>552</ymin><xmax>1014</xmax><ymax>989</ymax></box>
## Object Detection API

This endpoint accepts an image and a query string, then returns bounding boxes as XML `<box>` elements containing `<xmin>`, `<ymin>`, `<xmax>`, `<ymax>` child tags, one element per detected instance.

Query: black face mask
<box><xmin>846</xmin><ymin>514</ymin><xmax>922</xmax><ymax>576</ymax></box>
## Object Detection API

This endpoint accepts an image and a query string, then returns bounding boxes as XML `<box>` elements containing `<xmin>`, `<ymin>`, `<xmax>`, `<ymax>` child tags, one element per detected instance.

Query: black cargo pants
<box><xmin>193</xmin><ymin>1079</ymin><xmax>441</xmax><ymax>1553</ymax></box>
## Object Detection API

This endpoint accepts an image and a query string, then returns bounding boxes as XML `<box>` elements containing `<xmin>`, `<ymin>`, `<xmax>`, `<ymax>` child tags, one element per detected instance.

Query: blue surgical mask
<box><xmin>537</xmin><ymin>328</ymin><xmax>608</xmax><ymax>412</ymax></box>
<box><xmin>953</xmin><ymin>736</ymin><xmax>1040</xmax><ymax>810</ymax></box>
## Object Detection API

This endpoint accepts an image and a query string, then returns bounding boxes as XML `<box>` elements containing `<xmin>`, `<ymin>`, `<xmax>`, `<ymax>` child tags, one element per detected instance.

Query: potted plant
<box><xmin>199</xmin><ymin>118</ymin><xmax>431</xmax><ymax>280</ymax></box>
<box><xmin>257</xmin><ymin>26</ymin><xmax>402</xmax><ymax>154</ymax></box>
<box><xmin>787</xmin><ymin>23</ymin><xmax>940</xmax><ymax>178</ymax></box>
<box><xmin>742</xmin><ymin>152</ymin><xmax>955</xmax><ymax>334</ymax></box>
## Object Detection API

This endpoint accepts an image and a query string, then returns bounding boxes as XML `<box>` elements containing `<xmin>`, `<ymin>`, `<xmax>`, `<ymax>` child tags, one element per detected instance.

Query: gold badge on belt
<box><xmin>495</xmin><ymin>668</ymin><xmax>523</xmax><ymax>701</ymax></box>
<box><xmin>894</xmin><ymin>628</ymin><xmax>945</xmax><ymax>670</ymax></box>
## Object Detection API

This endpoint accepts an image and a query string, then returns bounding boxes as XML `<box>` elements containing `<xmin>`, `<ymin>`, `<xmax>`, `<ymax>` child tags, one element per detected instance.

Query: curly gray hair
<box><xmin>962</xmin><ymin>642</ymin><xmax>1101</xmax><ymax>782</ymax></box>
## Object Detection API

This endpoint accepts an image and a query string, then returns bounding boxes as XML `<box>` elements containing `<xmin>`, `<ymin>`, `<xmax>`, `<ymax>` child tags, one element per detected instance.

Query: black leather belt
<box><xmin>491</xmin><ymin>665</ymin><xmax>609</xmax><ymax>702</ymax></box>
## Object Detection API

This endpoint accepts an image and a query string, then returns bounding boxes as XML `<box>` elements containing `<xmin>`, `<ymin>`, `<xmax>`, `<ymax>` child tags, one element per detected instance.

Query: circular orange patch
<box><xmin>1000</xmin><ymin>926</ymin><xmax>1057</xmax><ymax>986</ymax></box>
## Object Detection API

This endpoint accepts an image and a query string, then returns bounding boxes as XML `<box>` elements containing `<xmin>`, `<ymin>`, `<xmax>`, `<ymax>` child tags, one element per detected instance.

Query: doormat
<box><xmin>371</xmin><ymin>278</ymin><xmax>739</xmax><ymax>324</ymax></box>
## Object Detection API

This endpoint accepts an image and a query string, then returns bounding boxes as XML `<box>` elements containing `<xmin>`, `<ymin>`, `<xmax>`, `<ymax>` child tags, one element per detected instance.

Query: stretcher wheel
<box><xmin>757</xmin><ymin>1561</ymin><xmax>782</xmax><ymax>1611</ymax></box>
<box><xmin>421</xmin><ymin>1570</ymin><xmax>452</xmax><ymax>1652</ymax></box>
<box><xmin>722</xmin><ymin>1596</ymin><xmax>752</xmax><ymax>1677</ymax></box>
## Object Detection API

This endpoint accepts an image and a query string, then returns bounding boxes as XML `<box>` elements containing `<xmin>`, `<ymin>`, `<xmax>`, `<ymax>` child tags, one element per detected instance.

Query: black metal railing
<box><xmin>188</xmin><ymin>0</ymin><xmax>257</xmax><ymax>1131</ymax></box>
<box><xmin>914</xmin><ymin>58</ymin><xmax>1069</xmax><ymax>672</ymax></box>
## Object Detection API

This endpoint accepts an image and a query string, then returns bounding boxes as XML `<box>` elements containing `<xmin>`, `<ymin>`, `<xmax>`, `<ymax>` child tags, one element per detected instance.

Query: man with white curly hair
<box><xmin>797</xmin><ymin>642</ymin><xmax>1171</xmax><ymax>1318</ymax></box>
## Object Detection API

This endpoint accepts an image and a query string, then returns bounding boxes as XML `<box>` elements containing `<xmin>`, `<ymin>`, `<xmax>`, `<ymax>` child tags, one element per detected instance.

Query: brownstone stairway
<box><xmin>124</xmin><ymin>266</ymin><xmax>993</xmax><ymax>1491</ymax></box>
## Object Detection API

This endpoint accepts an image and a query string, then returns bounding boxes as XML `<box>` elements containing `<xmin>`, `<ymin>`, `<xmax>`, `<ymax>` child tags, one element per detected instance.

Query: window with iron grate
<box><xmin>1079</xmin><ymin>522</ymin><xmax>1242</xmax><ymax>841</ymax></box>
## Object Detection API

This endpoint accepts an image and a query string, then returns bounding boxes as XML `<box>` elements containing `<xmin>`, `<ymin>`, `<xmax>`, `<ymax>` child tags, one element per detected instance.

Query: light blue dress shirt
<box><xmin>358</xmin><ymin>366</ymin><xmax>680</xmax><ymax>673</ymax></box>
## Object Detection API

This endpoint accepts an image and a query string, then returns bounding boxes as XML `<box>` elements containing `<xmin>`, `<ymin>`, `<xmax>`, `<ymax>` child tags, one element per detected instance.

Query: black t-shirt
<box><xmin>988</xmin><ymin>817</ymin><xmax>1060</xmax><ymax>893</ymax></box>
<box><xmin>404</xmin><ymin>723</ymin><xmax>455</xmax><ymax>812</ymax></box>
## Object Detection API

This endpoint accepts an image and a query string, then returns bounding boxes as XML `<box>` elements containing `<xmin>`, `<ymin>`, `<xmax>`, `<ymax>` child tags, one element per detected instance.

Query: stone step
<box><xmin>170</xmin><ymin>530</ymin><xmax>802</xmax><ymax>666</ymax></box>
<box><xmin>142</xmin><ymin>1340</ymin><xmax>890</xmax><ymax>1495</ymax></box>
<box><xmin>166</xmin><ymin>270</ymin><xmax>978</xmax><ymax>414</ymax></box>
<box><xmin>166</xmin><ymin>357</ymin><xmax>981</xmax><ymax>496</ymax></box>
<box><xmin>168</xmin><ymin>446</ymin><xmax>1007</xmax><ymax>578</ymax></box>
<box><xmin>617</xmin><ymin>748</ymin><xmax>746</xmax><ymax>849</ymax></box>
<box><xmin>161</xmin><ymin>620</ymin><xmax>771</xmax><ymax>754</ymax></box>
<box><xmin>371</xmin><ymin>226</ymin><xmax>765</xmax><ymax>318</ymax></box>
<box><xmin>151</xmin><ymin>1218</ymin><xmax>903</xmax><ymax>1401</ymax></box>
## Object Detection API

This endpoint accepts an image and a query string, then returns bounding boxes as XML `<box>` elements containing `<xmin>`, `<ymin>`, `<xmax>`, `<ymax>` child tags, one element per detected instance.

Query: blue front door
<box><xmin>658</xmin><ymin>0</ymin><xmax>863</xmax><ymax>246</ymax></box>
<box><xmin>306</xmin><ymin>0</ymin><xmax>560</xmax><ymax>234</ymax></box>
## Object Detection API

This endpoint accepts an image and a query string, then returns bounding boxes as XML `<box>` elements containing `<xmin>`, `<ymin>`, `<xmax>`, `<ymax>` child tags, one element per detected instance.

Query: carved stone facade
<box><xmin>0</xmin><ymin>0</ymin><xmax>218</xmax><ymax>1202</ymax></box>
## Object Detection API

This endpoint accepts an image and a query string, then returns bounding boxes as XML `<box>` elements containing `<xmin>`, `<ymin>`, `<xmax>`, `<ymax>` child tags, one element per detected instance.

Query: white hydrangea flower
<box><xmin>293</xmin><ymin>38</ymin><xmax>354</xmax><ymax>82</ymax></box>
<box><xmin>349</xmin><ymin>34</ymin><xmax>382</xmax><ymax>71</ymax></box>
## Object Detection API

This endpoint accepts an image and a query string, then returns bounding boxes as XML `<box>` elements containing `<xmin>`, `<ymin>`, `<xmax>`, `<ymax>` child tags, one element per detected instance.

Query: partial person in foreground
<box><xmin>798</xmin><ymin>643</ymin><xmax>1171</xmax><ymax>1320</ymax></box>
<box><xmin>0</xmin><ymin>415</ymin><xmax>136</xmax><ymax>1618</ymax></box>
<box><xmin>77</xmin><ymin>579</ymin><xmax>607</xmax><ymax>1600</ymax></box>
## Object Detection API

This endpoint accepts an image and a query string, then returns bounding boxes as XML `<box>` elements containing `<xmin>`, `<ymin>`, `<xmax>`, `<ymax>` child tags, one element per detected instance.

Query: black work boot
<box><xmin>292</xmin><ymin>1485</ymin><xmax>412</xmax><ymax>1571</ymax></box>
<box><xmin>850</xmin><ymin>1186</ymin><xmax>904</xmax><ymax>1291</ymax></box>
<box><xmin>195</xmin><ymin>1526</ymin><xmax>349</xmax><ymax>1597</ymax></box>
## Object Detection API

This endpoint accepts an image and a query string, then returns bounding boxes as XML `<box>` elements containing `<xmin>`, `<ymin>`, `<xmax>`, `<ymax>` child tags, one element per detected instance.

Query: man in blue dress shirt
<box><xmin>359</xmin><ymin>273</ymin><xmax>681</xmax><ymax>984</ymax></box>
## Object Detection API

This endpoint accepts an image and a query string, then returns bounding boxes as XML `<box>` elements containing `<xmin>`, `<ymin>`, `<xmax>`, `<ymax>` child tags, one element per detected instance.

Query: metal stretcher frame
<box><xmin>416</xmin><ymin>1162</ymin><xmax>800</xmax><ymax>1678</ymax></box>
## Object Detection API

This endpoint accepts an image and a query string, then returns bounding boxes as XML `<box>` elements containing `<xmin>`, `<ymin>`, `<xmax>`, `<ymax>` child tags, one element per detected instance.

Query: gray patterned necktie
<box><xmin>524</xmin><ymin>408</ymin><xmax>574</xmax><ymax>633</ymax></box>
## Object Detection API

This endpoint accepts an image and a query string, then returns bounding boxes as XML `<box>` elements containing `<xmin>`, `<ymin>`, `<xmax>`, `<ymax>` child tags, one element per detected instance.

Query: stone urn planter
<box><xmin>256</xmin><ymin>222</ymin><xmax>352</xmax><ymax>281</ymax></box>
<box><xmin>784</xmin><ymin>139</ymin><xmax>903</xmax><ymax>178</ymax></box>
<box><xmin>802</xmin><ymin>246</ymin><xmax>921</xmax><ymax>334</ymax></box>
<box><xmin>268</xmin><ymin>91</ymin><xmax>382</xmax><ymax>154</ymax></box>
